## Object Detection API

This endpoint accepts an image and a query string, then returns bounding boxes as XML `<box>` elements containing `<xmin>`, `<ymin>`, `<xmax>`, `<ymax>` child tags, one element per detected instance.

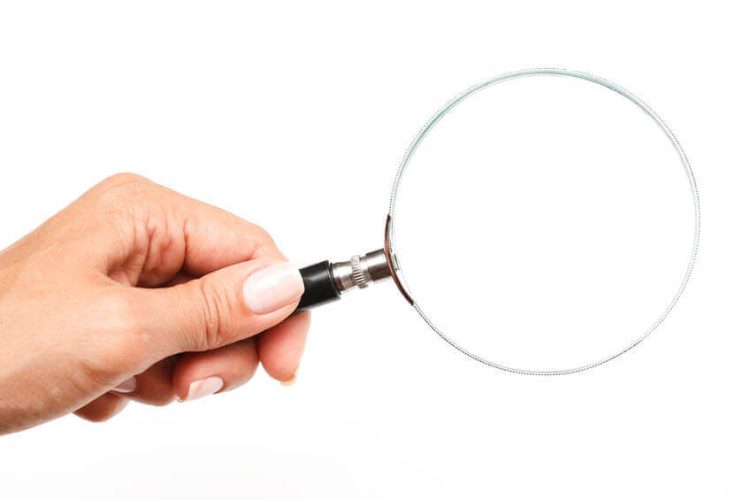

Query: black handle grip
<box><xmin>297</xmin><ymin>261</ymin><xmax>341</xmax><ymax>310</ymax></box>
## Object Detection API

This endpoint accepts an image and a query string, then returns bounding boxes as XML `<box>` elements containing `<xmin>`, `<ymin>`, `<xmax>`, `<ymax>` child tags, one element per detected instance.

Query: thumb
<box><xmin>142</xmin><ymin>259</ymin><xmax>304</xmax><ymax>355</ymax></box>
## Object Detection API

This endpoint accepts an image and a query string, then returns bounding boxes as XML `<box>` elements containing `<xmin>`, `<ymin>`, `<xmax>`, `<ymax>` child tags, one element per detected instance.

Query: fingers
<box><xmin>171</xmin><ymin>312</ymin><xmax>311</xmax><ymax>401</ymax></box>
<box><xmin>136</xmin><ymin>190</ymin><xmax>286</xmax><ymax>285</ymax></box>
<box><xmin>74</xmin><ymin>393</ymin><xmax>129</xmax><ymax>423</ymax></box>
<box><xmin>172</xmin><ymin>339</ymin><xmax>260</xmax><ymax>401</ymax></box>
<box><xmin>137</xmin><ymin>259</ymin><xmax>304</xmax><ymax>357</ymax></box>
<box><xmin>110</xmin><ymin>340</ymin><xmax>261</xmax><ymax>405</ymax></box>
<box><xmin>177</xmin><ymin>198</ymin><xmax>285</xmax><ymax>275</ymax></box>
<box><xmin>128</xmin><ymin>174</ymin><xmax>286</xmax><ymax>280</ymax></box>
<box><xmin>257</xmin><ymin>311</ymin><xmax>311</xmax><ymax>384</ymax></box>
<box><xmin>79</xmin><ymin>173</ymin><xmax>285</xmax><ymax>287</ymax></box>
<box><xmin>129</xmin><ymin>313</ymin><xmax>309</xmax><ymax>404</ymax></box>
<box><xmin>74</xmin><ymin>312</ymin><xmax>310</xmax><ymax>422</ymax></box>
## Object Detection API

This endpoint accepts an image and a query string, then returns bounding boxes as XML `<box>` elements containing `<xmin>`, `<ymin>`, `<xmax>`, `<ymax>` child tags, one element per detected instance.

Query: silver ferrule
<box><xmin>331</xmin><ymin>249</ymin><xmax>392</xmax><ymax>293</ymax></box>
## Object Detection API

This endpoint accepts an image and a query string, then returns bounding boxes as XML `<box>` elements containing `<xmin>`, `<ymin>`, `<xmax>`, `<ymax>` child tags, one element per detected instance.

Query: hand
<box><xmin>0</xmin><ymin>173</ymin><xmax>308</xmax><ymax>435</ymax></box>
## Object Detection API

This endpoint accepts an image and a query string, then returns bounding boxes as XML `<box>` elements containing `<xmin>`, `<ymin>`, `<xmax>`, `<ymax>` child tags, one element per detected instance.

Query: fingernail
<box><xmin>184</xmin><ymin>376</ymin><xmax>224</xmax><ymax>401</ymax></box>
<box><xmin>243</xmin><ymin>262</ymin><xmax>304</xmax><ymax>314</ymax></box>
<box><xmin>280</xmin><ymin>374</ymin><xmax>297</xmax><ymax>386</ymax></box>
<box><xmin>111</xmin><ymin>377</ymin><xmax>137</xmax><ymax>394</ymax></box>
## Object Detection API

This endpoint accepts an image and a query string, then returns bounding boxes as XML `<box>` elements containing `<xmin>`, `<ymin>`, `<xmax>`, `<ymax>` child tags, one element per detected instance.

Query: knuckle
<box><xmin>99</xmin><ymin>172</ymin><xmax>150</xmax><ymax>190</ymax></box>
<box><xmin>93</xmin><ymin>173</ymin><xmax>156</xmax><ymax>213</ymax></box>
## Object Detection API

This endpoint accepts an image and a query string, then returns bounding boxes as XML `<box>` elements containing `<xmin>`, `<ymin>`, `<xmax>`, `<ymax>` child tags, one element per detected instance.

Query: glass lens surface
<box><xmin>388</xmin><ymin>70</ymin><xmax>698</xmax><ymax>374</ymax></box>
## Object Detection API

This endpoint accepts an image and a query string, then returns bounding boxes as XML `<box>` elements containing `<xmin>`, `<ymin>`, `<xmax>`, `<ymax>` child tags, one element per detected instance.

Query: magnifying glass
<box><xmin>295</xmin><ymin>68</ymin><xmax>700</xmax><ymax>375</ymax></box>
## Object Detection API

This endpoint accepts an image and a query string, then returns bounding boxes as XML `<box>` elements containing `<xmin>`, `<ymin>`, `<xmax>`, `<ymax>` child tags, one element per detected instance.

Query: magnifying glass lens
<box><xmin>389</xmin><ymin>73</ymin><xmax>697</xmax><ymax>373</ymax></box>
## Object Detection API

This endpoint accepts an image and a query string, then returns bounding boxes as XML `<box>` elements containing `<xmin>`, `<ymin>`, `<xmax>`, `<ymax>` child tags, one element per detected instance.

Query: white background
<box><xmin>0</xmin><ymin>1</ymin><xmax>748</xmax><ymax>499</ymax></box>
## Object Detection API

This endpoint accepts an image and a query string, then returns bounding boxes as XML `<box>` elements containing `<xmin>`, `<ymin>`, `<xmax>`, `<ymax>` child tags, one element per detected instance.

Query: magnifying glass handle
<box><xmin>297</xmin><ymin>261</ymin><xmax>341</xmax><ymax>309</ymax></box>
<box><xmin>296</xmin><ymin>249</ymin><xmax>391</xmax><ymax>310</ymax></box>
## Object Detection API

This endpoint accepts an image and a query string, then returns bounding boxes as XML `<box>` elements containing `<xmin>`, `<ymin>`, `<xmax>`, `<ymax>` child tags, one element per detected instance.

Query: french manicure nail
<box><xmin>111</xmin><ymin>377</ymin><xmax>137</xmax><ymax>394</ymax></box>
<box><xmin>243</xmin><ymin>262</ymin><xmax>304</xmax><ymax>314</ymax></box>
<box><xmin>184</xmin><ymin>376</ymin><xmax>224</xmax><ymax>401</ymax></box>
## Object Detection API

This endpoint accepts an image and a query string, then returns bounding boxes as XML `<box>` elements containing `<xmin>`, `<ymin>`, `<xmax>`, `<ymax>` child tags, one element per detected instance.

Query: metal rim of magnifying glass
<box><xmin>384</xmin><ymin>67</ymin><xmax>701</xmax><ymax>376</ymax></box>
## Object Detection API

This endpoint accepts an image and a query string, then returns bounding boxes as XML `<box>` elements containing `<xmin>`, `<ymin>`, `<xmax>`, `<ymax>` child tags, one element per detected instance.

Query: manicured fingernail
<box><xmin>280</xmin><ymin>374</ymin><xmax>297</xmax><ymax>386</ymax></box>
<box><xmin>111</xmin><ymin>377</ymin><xmax>137</xmax><ymax>394</ymax></box>
<box><xmin>184</xmin><ymin>376</ymin><xmax>224</xmax><ymax>401</ymax></box>
<box><xmin>243</xmin><ymin>262</ymin><xmax>304</xmax><ymax>314</ymax></box>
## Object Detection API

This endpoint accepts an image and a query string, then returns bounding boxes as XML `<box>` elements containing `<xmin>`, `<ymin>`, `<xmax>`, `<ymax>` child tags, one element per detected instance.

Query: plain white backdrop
<box><xmin>0</xmin><ymin>1</ymin><xmax>748</xmax><ymax>498</ymax></box>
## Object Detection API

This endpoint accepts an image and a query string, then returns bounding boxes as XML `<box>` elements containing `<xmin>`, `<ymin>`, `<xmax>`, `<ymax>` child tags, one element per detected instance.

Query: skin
<box><xmin>0</xmin><ymin>173</ymin><xmax>309</xmax><ymax>435</ymax></box>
